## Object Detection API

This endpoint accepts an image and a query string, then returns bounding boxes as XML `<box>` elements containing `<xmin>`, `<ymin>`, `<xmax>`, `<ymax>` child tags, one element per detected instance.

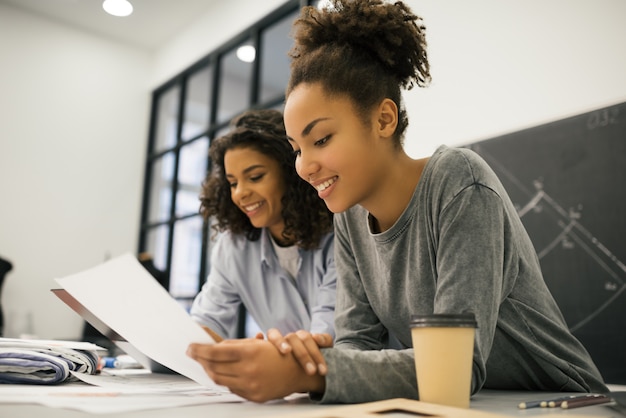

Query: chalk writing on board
<box><xmin>520</xmin><ymin>179</ymin><xmax>624</xmax><ymax>332</ymax></box>
<box><xmin>466</xmin><ymin>101</ymin><xmax>626</xmax><ymax>383</ymax></box>
<box><xmin>472</xmin><ymin>145</ymin><xmax>626</xmax><ymax>333</ymax></box>
<box><xmin>586</xmin><ymin>106</ymin><xmax>620</xmax><ymax>130</ymax></box>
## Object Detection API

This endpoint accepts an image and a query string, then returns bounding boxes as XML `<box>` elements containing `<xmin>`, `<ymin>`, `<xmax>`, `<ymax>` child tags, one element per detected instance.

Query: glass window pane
<box><xmin>259</xmin><ymin>11</ymin><xmax>298</xmax><ymax>103</ymax></box>
<box><xmin>148</xmin><ymin>152</ymin><xmax>175</xmax><ymax>223</ymax></box>
<box><xmin>175</xmin><ymin>137</ymin><xmax>209</xmax><ymax>217</ymax></box>
<box><xmin>217</xmin><ymin>40</ymin><xmax>253</xmax><ymax>123</ymax></box>
<box><xmin>170</xmin><ymin>216</ymin><xmax>204</xmax><ymax>299</ymax></box>
<box><xmin>145</xmin><ymin>225</ymin><xmax>170</xmax><ymax>273</ymax></box>
<box><xmin>154</xmin><ymin>86</ymin><xmax>180</xmax><ymax>152</ymax></box>
<box><xmin>182</xmin><ymin>66</ymin><xmax>212</xmax><ymax>140</ymax></box>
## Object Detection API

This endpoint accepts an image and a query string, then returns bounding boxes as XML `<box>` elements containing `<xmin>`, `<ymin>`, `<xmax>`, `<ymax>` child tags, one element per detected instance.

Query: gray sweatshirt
<box><xmin>316</xmin><ymin>145</ymin><xmax>607</xmax><ymax>404</ymax></box>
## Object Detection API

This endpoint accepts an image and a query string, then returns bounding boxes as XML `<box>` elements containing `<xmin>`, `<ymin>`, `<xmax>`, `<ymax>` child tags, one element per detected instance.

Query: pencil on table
<box><xmin>518</xmin><ymin>395</ymin><xmax>574</xmax><ymax>409</ymax></box>
<box><xmin>546</xmin><ymin>394</ymin><xmax>580</xmax><ymax>407</ymax></box>
<box><xmin>517</xmin><ymin>400</ymin><xmax>544</xmax><ymax>409</ymax></box>
<box><xmin>561</xmin><ymin>394</ymin><xmax>612</xmax><ymax>409</ymax></box>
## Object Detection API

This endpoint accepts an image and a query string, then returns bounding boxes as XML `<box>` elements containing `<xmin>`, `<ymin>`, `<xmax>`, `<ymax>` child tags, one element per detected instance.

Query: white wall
<box><xmin>0</xmin><ymin>3</ymin><xmax>152</xmax><ymax>339</ymax></box>
<box><xmin>402</xmin><ymin>0</ymin><xmax>626</xmax><ymax>158</ymax></box>
<box><xmin>1</xmin><ymin>0</ymin><xmax>625</xmax><ymax>341</ymax></box>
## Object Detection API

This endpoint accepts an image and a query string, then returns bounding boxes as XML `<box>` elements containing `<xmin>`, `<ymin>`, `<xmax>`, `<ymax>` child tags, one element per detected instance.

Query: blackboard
<box><xmin>466</xmin><ymin>101</ymin><xmax>626</xmax><ymax>385</ymax></box>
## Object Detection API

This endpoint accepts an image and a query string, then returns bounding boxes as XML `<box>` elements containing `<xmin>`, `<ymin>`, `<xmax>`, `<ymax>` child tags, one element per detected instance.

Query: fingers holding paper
<box><xmin>187</xmin><ymin>338</ymin><xmax>325</xmax><ymax>403</ymax></box>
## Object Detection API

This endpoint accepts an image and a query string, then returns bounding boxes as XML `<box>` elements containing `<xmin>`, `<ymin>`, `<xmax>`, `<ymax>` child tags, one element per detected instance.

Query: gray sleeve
<box><xmin>315</xmin><ymin>348</ymin><xmax>418</xmax><ymax>404</ymax></box>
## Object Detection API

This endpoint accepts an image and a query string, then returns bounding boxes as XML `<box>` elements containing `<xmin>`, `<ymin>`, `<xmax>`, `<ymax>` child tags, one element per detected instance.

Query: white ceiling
<box><xmin>0</xmin><ymin>0</ymin><xmax>218</xmax><ymax>51</ymax></box>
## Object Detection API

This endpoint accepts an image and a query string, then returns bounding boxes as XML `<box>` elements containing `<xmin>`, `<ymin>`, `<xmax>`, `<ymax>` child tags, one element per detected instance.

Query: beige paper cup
<box><xmin>410</xmin><ymin>313</ymin><xmax>477</xmax><ymax>408</ymax></box>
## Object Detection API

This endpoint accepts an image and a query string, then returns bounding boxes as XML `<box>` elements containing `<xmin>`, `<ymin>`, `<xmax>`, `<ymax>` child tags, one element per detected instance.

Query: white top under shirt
<box><xmin>270</xmin><ymin>237</ymin><xmax>300</xmax><ymax>282</ymax></box>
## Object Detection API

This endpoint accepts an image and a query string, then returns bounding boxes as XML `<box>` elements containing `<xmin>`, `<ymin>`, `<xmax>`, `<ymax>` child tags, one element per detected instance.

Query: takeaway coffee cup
<box><xmin>410</xmin><ymin>313</ymin><xmax>477</xmax><ymax>408</ymax></box>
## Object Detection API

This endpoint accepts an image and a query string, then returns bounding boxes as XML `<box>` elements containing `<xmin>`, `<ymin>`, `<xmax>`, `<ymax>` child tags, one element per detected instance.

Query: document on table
<box><xmin>0</xmin><ymin>382</ymin><xmax>244</xmax><ymax>414</ymax></box>
<box><xmin>53</xmin><ymin>253</ymin><xmax>218</xmax><ymax>389</ymax></box>
<box><xmin>72</xmin><ymin>369</ymin><xmax>244</xmax><ymax>401</ymax></box>
<box><xmin>72</xmin><ymin>369</ymin><xmax>210</xmax><ymax>393</ymax></box>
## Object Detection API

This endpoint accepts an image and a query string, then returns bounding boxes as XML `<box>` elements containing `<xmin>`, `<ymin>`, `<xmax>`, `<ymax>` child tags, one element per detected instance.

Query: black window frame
<box><xmin>137</xmin><ymin>1</ymin><xmax>307</xmax><ymax>318</ymax></box>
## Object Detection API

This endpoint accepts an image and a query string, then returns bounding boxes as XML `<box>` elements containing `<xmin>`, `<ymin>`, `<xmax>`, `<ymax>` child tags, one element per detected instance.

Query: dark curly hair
<box><xmin>199</xmin><ymin>109</ymin><xmax>333</xmax><ymax>250</ymax></box>
<box><xmin>286</xmin><ymin>0</ymin><xmax>430</xmax><ymax>149</ymax></box>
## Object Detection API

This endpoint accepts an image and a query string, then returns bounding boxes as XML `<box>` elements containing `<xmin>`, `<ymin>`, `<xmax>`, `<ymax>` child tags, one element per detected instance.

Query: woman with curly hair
<box><xmin>189</xmin><ymin>108</ymin><xmax>336</xmax><ymax>345</ymax></box>
<box><xmin>188</xmin><ymin>0</ymin><xmax>606</xmax><ymax>403</ymax></box>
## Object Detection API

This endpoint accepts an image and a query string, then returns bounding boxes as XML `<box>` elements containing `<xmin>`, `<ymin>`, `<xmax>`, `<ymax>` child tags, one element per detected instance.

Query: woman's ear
<box><xmin>377</xmin><ymin>98</ymin><xmax>398</xmax><ymax>138</ymax></box>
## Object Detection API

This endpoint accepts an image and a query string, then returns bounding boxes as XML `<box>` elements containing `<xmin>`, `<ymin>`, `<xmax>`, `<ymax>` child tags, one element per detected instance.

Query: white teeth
<box><xmin>244</xmin><ymin>202</ymin><xmax>262</xmax><ymax>212</ymax></box>
<box><xmin>316</xmin><ymin>177</ymin><xmax>336</xmax><ymax>192</ymax></box>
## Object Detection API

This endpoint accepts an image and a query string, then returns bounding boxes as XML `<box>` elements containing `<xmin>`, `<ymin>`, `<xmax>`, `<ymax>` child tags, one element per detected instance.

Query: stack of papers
<box><xmin>0</xmin><ymin>338</ymin><xmax>103</xmax><ymax>384</ymax></box>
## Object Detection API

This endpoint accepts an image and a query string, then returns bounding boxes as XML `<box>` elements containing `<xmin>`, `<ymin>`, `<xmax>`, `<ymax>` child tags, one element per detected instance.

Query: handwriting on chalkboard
<box><xmin>587</xmin><ymin>106</ymin><xmax>620</xmax><ymax>130</ymax></box>
<box><xmin>467</xmin><ymin>101</ymin><xmax>626</xmax><ymax>384</ymax></box>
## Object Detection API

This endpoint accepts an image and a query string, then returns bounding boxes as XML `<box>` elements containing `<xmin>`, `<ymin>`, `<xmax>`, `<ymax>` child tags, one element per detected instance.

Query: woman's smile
<box><xmin>314</xmin><ymin>176</ymin><xmax>338</xmax><ymax>199</ymax></box>
<box><xmin>243</xmin><ymin>201</ymin><xmax>264</xmax><ymax>214</ymax></box>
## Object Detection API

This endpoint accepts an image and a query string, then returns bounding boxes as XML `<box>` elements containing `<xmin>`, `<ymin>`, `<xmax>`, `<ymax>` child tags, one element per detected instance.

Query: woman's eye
<box><xmin>250</xmin><ymin>174</ymin><xmax>264</xmax><ymax>182</ymax></box>
<box><xmin>228</xmin><ymin>182</ymin><xmax>237</xmax><ymax>189</ymax></box>
<box><xmin>293</xmin><ymin>149</ymin><xmax>301</xmax><ymax>157</ymax></box>
<box><xmin>314</xmin><ymin>135</ymin><xmax>330</xmax><ymax>146</ymax></box>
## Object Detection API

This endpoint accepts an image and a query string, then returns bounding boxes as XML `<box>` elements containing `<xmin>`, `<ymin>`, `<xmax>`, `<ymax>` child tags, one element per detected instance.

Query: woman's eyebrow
<box><xmin>226</xmin><ymin>164</ymin><xmax>265</xmax><ymax>178</ymax></box>
<box><xmin>288</xmin><ymin>118</ymin><xmax>331</xmax><ymax>142</ymax></box>
<box><xmin>242</xmin><ymin>164</ymin><xmax>265</xmax><ymax>174</ymax></box>
<box><xmin>302</xmin><ymin>117</ymin><xmax>330</xmax><ymax>137</ymax></box>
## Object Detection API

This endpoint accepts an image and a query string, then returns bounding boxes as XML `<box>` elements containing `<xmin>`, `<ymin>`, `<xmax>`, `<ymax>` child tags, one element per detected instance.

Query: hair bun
<box><xmin>291</xmin><ymin>0</ymin><xmax>430</xmax><ymax>89</ymax></box>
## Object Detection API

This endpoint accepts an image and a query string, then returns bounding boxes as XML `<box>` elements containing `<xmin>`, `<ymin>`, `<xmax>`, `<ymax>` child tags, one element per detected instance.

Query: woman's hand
<box><xmin>187</xmin><ymin>338</ymin><xmax>325</xmax><ymax>403</ymax></box>
<box><xmin>266</xmin><ymin>328</ymin><xmax>333</xmax><ymax>376</ymax></box>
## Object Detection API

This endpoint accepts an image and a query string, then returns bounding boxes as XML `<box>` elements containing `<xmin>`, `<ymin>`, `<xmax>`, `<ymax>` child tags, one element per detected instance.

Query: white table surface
<box><xmin>1</xmin><ymin>386</ymin><xmax>624</xmax><ymax>418</ymax></box>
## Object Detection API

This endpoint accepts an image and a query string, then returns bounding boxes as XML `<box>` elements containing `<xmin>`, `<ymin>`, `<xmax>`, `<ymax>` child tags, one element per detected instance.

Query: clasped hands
<box><xmin>186</xmin><ymin>328</ymin><xmax>333</xmax><ymax>403</ymax></box>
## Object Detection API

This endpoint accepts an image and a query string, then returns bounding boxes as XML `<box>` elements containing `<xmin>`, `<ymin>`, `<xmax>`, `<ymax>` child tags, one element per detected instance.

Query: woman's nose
<box><xmin>296</xmin><ymin>151</ymin><xmax>319</xmax><ymax>183</ymax></box>
<box><xmin>232</xmin><ymin>183</ymin><xmax>250</xmax><ymax>200</ymax></box>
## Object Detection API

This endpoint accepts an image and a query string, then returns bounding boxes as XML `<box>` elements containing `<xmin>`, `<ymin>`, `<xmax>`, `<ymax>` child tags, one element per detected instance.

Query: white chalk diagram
<box><xmin>472</xmin><ymin>145</ymin><xmax>626</xmax><ymax>333</ymax></box>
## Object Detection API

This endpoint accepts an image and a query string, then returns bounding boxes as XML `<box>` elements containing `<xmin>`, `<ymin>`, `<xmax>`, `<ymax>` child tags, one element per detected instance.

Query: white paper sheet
<box><xmin>70</xmin><ymin>369</ymin><xmax>235</xmax><ymax>395</ymax></box>
<box><xmin>55</xmin><ymin>253</ymin><xmax>217</xmax><ymax>388</ymax></box>
<box><xmin>0</xmin><ymin>383</ymin><xmax>244</xmax><ymax>414</ymax></box>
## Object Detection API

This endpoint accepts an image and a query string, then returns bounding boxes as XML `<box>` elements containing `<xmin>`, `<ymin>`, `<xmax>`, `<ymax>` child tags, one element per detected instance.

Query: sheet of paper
<box><xmin>0</xmin><ymin>383</ymin><xmax>243</xmax><ymax>414</ymax></box>
<box><xmin>55</xmin><ymin>253</ymin><xmax>216</xmax><ymax>388</ymax></box>
<box><xmin>71</xmin><ymin>369</ymin><xmax>215</xmax><ymax>393</ymax></box>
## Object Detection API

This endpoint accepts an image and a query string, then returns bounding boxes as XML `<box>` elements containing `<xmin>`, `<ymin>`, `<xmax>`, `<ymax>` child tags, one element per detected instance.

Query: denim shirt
<box><xmin>190</xmin><ymin>228</ymin><xmax>336</xmax><ymax>339</ymax></box>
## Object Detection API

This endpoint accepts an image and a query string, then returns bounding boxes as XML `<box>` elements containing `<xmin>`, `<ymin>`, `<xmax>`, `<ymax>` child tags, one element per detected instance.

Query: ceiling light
<box><xmin>103</xmin><ymin>0</ymin><xmax>133</xmax><ymax>17</ymax></box>
<box><xmin>236</xmin><ymin>45</ymin><xmax>256</xmax><ymax>63</ymax></box>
